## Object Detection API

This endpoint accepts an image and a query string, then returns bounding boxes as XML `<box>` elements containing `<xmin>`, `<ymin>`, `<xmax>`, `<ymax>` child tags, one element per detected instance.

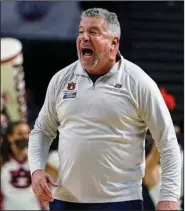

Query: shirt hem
<box><xmin>53</xmin><ymin>187</ymin><xmax>143</xmax><ymax>203</ymax></box>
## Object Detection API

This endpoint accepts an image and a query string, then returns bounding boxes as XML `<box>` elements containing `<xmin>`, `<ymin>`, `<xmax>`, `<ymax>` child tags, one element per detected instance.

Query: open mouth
<box><xmin>81</xmin><ymin>48</ymin><xmax>93</xmax><ymax>58</ymax></box>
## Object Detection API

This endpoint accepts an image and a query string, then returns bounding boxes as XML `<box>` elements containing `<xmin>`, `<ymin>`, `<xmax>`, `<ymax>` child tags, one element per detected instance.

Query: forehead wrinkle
<box><xmin>79</xmin><ymin>17</ymin><xmax>108</xmax><ymax>31</ymax></box>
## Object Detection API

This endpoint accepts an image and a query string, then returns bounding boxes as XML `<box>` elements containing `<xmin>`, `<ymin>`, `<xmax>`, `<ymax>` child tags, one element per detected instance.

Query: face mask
<box><xmin>14</xmin><ymin>138</ymin><xmax>28</xmax><ymax>150</ymax></box>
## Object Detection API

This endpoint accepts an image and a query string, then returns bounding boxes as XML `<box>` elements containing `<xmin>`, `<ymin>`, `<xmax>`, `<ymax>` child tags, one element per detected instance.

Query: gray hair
<box><xmin>81</xmin><ymin>8</ymin><xmax>121</xmax><ymax>39</ymax></box>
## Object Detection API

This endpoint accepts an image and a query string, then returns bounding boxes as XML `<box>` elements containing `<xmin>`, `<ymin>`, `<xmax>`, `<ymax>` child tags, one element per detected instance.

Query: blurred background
<box><xmin>0</xmin><ymin>1</ymin><xmax>184</xmax><ymax>210</ymax></box>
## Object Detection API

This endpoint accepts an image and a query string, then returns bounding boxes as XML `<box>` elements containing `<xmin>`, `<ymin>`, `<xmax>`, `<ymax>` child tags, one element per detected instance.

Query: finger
<box><xmin>39</xmin><ymin>184</ymin><xmax>54</xmax><ymax>201</ymax></box>
<box><xmin>46</xmin><ymin>175</ymin><xmax>57</xmax><ymax>187</ymax></box>
<box><xmin>32</xmin><ymin>179</ymin><xmax>53</xmax><ymax>201</ymax></box>
<box><xmin>35</xmin><ymin>186</ymin><xmax>53</xmax><ymax>201</ymax></box>
<box><xmin>32</xmin><ymin>185</ymin><xmax>41</xmax><ymax>195</ymax></box>
<box><xmin>40</xmin><ymin>180</ymin><xmax>53</xmax><ymax>198</ymax></box>
<box><xmin>38</xmin><ymin>194</ymin><xmax>51</xmax><ymax>202</ymax></box>
<box><xmin>39</xmin><ymin>195</ymin><xmax>54</xmax><ymax>202</ymax></box>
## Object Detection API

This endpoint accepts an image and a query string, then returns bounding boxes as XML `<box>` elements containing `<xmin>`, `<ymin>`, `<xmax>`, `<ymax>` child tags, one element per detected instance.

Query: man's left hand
<box><xmin>156</xmin><ymin>201</ymin><xmax>178</xmax><ymax>210</ymax></box>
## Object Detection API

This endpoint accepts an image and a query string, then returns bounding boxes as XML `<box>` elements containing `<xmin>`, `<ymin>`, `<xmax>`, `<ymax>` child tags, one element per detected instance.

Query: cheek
<box><xmin>24</xmin><ymin>132</ymin><xmax>30</xmax><ymax>138</ymax></box>
<box><xmin>92</xmin><ymin>39</ymin><xmax>100</xmax><ymax>49</ymax></box>
<box><xmin>10</xmin><ymin>143</ymin><xmax>16</xmax><ymax>150</ymax></box>
<box><xmin>14</xmin><ymin>135</ymin><xmax>21</xmax><ymax>140</ymax></box>
<box><xmin>76</xmin><ymin>38</ymin><xmax>81</xmax><ymax>51</ymax></box>
<box><xmin>93</xmin><ymin>39</ymin><xmax>110</xmax><ymax>53</ymax></box>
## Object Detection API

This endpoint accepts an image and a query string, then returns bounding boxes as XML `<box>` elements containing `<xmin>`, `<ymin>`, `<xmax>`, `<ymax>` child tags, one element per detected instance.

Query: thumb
<box><xmin>46</xmin><ymin>175</ymin><xmax>57</xmax><ymax>187</ymax></box>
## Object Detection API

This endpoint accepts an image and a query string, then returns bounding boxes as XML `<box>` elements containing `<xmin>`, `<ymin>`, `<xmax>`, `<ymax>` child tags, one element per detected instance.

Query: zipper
<box><xmin>91</xmin><ymin>75</ymin><xmax>107</xmax><ymax>90</ymax></box>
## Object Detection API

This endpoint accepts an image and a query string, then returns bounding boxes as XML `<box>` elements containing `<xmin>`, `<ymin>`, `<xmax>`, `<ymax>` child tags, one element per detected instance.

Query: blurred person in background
<box><xmin>0</xmin><ymin>121</ymin><xmax>58</xmax><ymax>210</ymax></box>
<box><xmin>0</xmin><ymin>121</ymin><xmax>42</xmax><ymax>210</ymax></box>
<box><xmin>28</xmin><ymin>8</ymin><xmax>181</xmax><ymax>211</ymax></box>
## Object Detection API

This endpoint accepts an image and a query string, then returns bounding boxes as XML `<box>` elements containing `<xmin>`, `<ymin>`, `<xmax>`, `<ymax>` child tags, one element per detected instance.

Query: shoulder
<box><xmin>46</xmin><ymin>60</ymin><xmax>80</xmax><ymax>96</ymax></box>
<box><xmin>50</xmin><ymin>60</ymin><xmax>79</xmax><ymax>86</ymax></box>
<box><xmin>1</xmin><ymin>157</ymin><xmax>13</xmax><ymax>169</ymax></box>
<box><xmin>122</xmin><ymin>57</ymin><xmax>158</xmax><ymax>91</ymax></box>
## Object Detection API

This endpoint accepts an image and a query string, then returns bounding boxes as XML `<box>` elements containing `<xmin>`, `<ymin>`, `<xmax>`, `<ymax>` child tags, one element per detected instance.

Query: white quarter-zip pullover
<box><xmin>28</xmin><ymin>53</ymin><xmax>181</xmax><ymax>203</ymax></box>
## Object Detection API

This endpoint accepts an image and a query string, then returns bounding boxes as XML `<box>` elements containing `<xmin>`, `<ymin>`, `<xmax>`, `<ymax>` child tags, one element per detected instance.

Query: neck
<box><xmin>12</xmin><ymin>149</ymin><xmax>27</xmax><ymax>161</ymax></box>
<box><xmin>87</xmin><ymin>58</ymin><xmax>116</xmax><ymax>75</ymax></box>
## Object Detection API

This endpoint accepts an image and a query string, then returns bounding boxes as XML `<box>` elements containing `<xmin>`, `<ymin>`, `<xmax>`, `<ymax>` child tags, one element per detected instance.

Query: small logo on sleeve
<box><xmin>115</xmin><ymin>84</ymin><xmax>122</xmax><ymax>88</ymax></box>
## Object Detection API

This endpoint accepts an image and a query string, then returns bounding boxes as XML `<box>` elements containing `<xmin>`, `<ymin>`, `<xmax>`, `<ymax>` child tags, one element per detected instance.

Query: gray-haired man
<box><xmin>28</xmin><ymin>8</ymin><xmax>181</xmax><ymax>210</ymax></box>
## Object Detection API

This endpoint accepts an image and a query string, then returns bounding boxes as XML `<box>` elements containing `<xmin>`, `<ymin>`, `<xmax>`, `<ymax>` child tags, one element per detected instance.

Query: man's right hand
<box><xmin>31</xmin><ymin>169</ymin><xmax>57</xmax><ymax>202</ymax></box>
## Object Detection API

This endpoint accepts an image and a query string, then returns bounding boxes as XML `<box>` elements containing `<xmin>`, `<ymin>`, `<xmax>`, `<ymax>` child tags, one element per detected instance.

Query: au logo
<box><xmin>67</xmin><ymin>82</ymin><xmax>76</xmax><ymax>90</ymax></box>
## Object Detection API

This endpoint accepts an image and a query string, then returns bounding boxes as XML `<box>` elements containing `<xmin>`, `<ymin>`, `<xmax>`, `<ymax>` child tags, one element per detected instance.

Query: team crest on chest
<box><xmin>63</xmin><ymin>82</ymin><xmax>77</xmax><ymax>99</ymax></box>
<box><xmin>67</xmin><ymin>82</ymin><xmax>76</xmax><ymax>90</ymax></box>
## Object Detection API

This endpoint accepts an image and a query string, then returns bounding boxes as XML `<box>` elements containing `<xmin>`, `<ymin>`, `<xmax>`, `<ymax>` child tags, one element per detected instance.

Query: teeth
<box><xmin>84</xmin><ymin>53</ymin><xmax>92</xmax><ymax>56</ymax></box>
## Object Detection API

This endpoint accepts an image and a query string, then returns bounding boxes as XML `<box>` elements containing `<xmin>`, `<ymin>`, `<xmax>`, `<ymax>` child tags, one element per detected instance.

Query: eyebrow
<box><xmin>90</xmin><ymin>26</ymin><xmax>100</xmax><ymax>30</ymax></box>
<box><xmin>79</xmin><ymin>26</ymin><xmax>100</xmax><ymax>31</ymax></box>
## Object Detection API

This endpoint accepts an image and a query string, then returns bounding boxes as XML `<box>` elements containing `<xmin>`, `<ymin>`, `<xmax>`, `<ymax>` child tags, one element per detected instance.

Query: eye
<box><xmin>90</xmin><ymin>31</ymin><xmax>98</xmax><ymax>35</ymax></box>
<box><xmin>78</xmin><ymin>31</ymin><xmax>83</xmax><ymax>35</ymax></box>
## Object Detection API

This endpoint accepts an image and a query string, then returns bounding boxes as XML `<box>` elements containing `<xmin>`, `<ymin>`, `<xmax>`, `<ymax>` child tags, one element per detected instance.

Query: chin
<box><xmin>81</xmin><ymin>61</ymin><xmax>94</xmax><ymax>70</ymax></box>
<box><xmin>80</xmin><ymin>55</ymin><xmax>100</xmax><ymax>71</ymax></box>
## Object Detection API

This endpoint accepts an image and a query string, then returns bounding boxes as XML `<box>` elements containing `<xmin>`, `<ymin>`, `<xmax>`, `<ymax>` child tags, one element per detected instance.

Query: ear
<box><xmin>111</xmin><ymin>37</ymin><xmax>119</xmax><ymax>49</ymax></box>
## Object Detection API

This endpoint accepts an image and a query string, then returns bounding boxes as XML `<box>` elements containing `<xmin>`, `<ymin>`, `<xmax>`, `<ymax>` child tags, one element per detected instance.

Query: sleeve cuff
<box><xmin>159</xmin><ymin>195</ymin><xmax>179</xmax><ymax>203</ymax></box>
<box><xmin>30</xmin><ymin>164</ymin><xmax>45</xmax><ymax>175</ymax></box>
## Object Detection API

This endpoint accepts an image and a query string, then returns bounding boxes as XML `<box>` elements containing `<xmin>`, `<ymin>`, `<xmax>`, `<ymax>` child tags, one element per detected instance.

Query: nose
<box><xmin>24</xmin><ymin>135</ymin><xmax>29</xmax><ymax>139</ymax></box>
<box><xmin>80</xmin><ymin>32</ymin><xmax>90</xmax><ymax>41</ymax></box>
